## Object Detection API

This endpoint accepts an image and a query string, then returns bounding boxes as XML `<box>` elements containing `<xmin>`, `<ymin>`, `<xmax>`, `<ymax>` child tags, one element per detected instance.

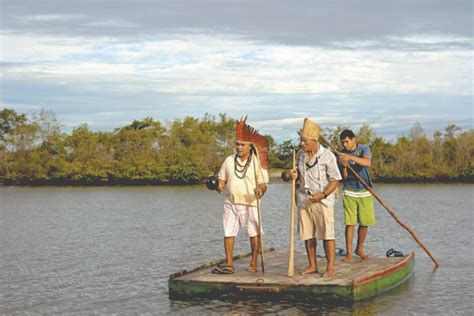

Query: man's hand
<box><xmin>338</xmin><ymin>153</ymin><xmax>350</xmax><ymax>167</ymax></box>
<box><xmin>309</xmin><ymin>191</ymin><xmax>325</xmax><ymax>202</ymax></box>
<box><xmin>281</xmin><ymin>168</ymin><xmax>298</xmax><ymax>182</ymax></box>
<box><xmin>254</xmin><ymin>183</ymin><xmax>267</xmax><ymax>198</ymax></box>
<box><xmin>339</xmin><ymin>152</ymin><xmax>372</xmax><ymax>168</ymax></box>
<box><xmin>217</xmin><ymin>179</ymin><xmax>226</xmax><ymax>193</ymax></box>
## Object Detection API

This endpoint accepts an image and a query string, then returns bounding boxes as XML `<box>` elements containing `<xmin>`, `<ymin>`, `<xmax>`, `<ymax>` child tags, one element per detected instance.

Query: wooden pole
<box><xmin>287</xmin><ymin>146</ymin><xmax>296</xmax><ymax>276</ymax></box>
<box><xmin>319</xmin><ymin>135</ymin><xmax>441</xmax><ymax>268</ymax></box>
<box><xmin>253</xmin><ymin>152</ymin><xmax>266</xmax><ymax>273</ymax></box>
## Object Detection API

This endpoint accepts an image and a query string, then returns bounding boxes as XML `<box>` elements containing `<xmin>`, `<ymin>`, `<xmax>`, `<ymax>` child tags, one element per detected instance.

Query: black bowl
<box><xmin>206</xmin><ymin>176</ymin><xmax>219</xmax><ymax>190</ymax></box>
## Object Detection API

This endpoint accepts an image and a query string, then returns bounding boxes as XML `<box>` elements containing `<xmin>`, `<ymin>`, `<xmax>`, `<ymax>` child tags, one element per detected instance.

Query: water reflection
<box><xmin>169</xmin><ymin>298</ymin><xmax>352</xmax><ymax>315</ymax></box>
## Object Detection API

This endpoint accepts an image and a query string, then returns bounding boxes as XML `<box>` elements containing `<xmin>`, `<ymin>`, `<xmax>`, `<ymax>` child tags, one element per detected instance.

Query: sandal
<box><xmin>212</xmin><ymin>264</ymin><xmax>235</xmax><ymax>274</ymax></box>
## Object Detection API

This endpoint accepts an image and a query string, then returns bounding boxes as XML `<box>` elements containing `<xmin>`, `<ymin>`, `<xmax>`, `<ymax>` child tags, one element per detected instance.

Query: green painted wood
<box><xmin>353</xmin><ymin>253</ymin><xmax>415</xmax><ymax>301</ymax></box>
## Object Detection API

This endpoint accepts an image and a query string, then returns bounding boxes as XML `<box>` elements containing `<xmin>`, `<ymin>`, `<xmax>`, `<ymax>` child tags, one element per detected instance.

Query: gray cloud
<box><xmin>2</xmin><ymin>0</ymin><xmax>472</xmax><ymax>48</ymax></box>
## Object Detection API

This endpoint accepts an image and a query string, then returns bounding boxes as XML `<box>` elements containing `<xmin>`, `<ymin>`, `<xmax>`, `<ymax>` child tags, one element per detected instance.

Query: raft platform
<box><xmin>169</xmin><ymin>249</ymin><xmax>415</xmax><ymax>302</ymax></box>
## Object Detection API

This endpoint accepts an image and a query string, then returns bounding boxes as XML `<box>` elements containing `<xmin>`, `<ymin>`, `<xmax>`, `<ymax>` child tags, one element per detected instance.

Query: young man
<box><xmin>338</xmin><ymin>129</ymin><xmax>375</xmax><ymax>262</ymax></box>
<box><xmin>288</xmin><ymin>118</ymin><xmax>341</xmax><ymax>277</ymax></box>
<box><xmin>213</xmin><ymin>117</ymin><xmax>269</xmax><ymax>274</ymax></box>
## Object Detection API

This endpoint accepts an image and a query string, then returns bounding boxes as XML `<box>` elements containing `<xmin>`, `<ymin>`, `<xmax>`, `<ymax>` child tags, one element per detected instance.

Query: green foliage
<box><xmin>0</xmin><ymin>108</ymin><xmax>472</xmax><ymax>184</ymax></box>
<box><xmin>0</xmin><ymin>108</ymin><xmax>238</xmax><ymax>185</ymax></box>
<box><xmin>269</xmin><ymin>139</ymin><xmax>294</xmax><ymax>169</ymax></box>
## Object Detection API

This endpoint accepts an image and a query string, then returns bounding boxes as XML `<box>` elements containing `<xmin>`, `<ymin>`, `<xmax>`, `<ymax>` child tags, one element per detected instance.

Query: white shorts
<box><xmin>298</xmin><ymin>203</ymin><xmax>335</xmax><ymax>241</ymax></box>
<box><xmin>223</xmin><ymin>202</ymin><xmax>263</xmax><ymax>237</ymax></box>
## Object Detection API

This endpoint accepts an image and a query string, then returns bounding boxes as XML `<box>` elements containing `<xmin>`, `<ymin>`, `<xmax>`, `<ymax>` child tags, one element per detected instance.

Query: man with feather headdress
<box><xmin>212</xmin><ymin>116</ymin><xmax>269</xmax><ymax>274</ymax></box>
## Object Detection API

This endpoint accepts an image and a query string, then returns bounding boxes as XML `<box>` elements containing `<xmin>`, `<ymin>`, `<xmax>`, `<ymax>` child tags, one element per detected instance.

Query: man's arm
<box><xmin>340</xmin><ymin>159</ymin><xmax>349</xmax><ymax>180</ymax></box>
<box><xmin>216</xmin><ymin>156</ymin><xmax>229</xmax><ymax>193</ymax></box>
<box><xmin>309</xmin><ymin>179</ymin><xmax>339</xmax><ymax>202</ymax></box>
<box><xmin>254</xmin><ymin>168</ymin><xmax>268</xmax><ymax>198</ymax></box>
<box><xmin>339</xmin><ymin>145</ymin><xmax>371</xmax><ymax>179</ymax></box>
<box><xmin>339</xmin><ymin>153</ymin><xmax>372</xmax><ymax>167</ymax></box>
<box><xmin>339</xmin><ymin>153</ymin><xmax>371</xmax><ymax>180</ymax></box>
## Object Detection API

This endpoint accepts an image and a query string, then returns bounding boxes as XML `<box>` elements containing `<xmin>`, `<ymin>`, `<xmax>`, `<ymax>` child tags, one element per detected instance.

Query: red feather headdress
<box><xmin>236</xmin><ymin>116</ymin><xmax>269</xmax><ymax>169</ymax></box>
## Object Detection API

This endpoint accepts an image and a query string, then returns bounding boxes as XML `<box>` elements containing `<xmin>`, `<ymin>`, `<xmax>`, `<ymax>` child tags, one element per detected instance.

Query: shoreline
<box><xmin>1</xmin><ymin>178</ymin><xmax>472</xmax><ymax>187</ymax></box>
<box><xmin>1</xmin><ymin>169</ymin><xmax>472</xmax><ymax>186</ymax></box>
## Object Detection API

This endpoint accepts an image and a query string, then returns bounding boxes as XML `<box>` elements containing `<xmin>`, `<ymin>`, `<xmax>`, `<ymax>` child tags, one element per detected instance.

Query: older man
<box><xmin>212</xmin><ymin>117</ymin><xmax>269</xmax><ymax>274</ymax></box>
<box><xmin>289</xmin><ymin>118</ymin><xmax>342</xmax><ymax>277</ymax></box>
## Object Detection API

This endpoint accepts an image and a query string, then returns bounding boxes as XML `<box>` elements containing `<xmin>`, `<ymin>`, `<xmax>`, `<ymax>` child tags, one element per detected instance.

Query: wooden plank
<box><xmin>173</xmin><ymin>250</ymin><xmax>407</xmax><ymax>285</ymax></box>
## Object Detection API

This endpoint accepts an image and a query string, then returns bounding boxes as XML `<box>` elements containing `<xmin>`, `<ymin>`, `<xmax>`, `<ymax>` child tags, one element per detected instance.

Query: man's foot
<box><xmin>355</xmin><ymin>248</ymin><xmax>369</xmax><ymax>260</ymax></box>
<box><xmin>247</xmin><ymin>265</ymin><xmax>258</xmax><ymax>273</ymax></box>
<box><xmin>300</xmin><ymin>266</ymin><xmax>318</xmax><ymax>275</ymax></box>
<box><xmin>342</xmin><ymin>255</ymin><xmax>353</xmax><ymax>263</ymax></box>
<box><xmin>323</xmin><ymin>268</ymin><xmax>336</xmax><ymax>278</ymax></box>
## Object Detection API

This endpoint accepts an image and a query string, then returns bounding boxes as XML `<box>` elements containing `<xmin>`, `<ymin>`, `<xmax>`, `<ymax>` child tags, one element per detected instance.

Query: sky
<box><xmin>0</xmin><ymin>0</ymin><xmax>472</xmax><ymax>141</ymax></box>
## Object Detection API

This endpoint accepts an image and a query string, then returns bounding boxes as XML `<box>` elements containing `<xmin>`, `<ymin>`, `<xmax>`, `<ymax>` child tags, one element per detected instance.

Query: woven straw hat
<box><xmin>298</xmin><ymin>118</ymin><xmax>320</xmax><ymax>140</ymax></box>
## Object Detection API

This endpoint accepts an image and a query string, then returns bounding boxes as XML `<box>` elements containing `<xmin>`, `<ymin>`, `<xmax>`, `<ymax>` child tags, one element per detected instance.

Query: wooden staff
<box><xmin>252</xmin><ymin>152</ymin><xmax>266</xmax><ymax>273</ymax></box>
<box><xmin>319</xmin><ymin>134</ymin><xmax>441</xmax><ymax>268</ymax></box>
<box><xmin>287</xmin><ymin>146</ymin><xmax>296</xmax><ymax>276</ymax></box>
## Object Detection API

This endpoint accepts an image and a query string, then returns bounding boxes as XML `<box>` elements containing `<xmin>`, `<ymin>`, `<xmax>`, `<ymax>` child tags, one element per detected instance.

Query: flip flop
<box><xmin>336</xmin><ymin>248</ymin><xmax>347</xmax><ymax>256</ymax></box>
<box><xmin>386</xmin><ymin>248</ymin><xmax>404</xmax><ymax>257</ymax></box>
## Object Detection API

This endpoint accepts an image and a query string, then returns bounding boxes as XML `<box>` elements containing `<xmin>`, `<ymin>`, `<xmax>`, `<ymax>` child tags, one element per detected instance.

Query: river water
<box><xmin>0</xmin><ymin>183</ymin><xmax>472</xmax><ymax>314</ymax></box>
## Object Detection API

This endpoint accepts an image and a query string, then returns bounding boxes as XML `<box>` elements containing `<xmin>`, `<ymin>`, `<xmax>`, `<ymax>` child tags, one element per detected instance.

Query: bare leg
<box><xmin>248</xmin><ymin>235</ymin><xmax>259</xmax><ymax>272</ymax></box>
<box><xmin>355</xmin><ymin>226</ymin><xmax>369</xmax><ymax>260</ymax></box>
<box><xmin>344</xmin><ymin>225</ymin><xmax>355</xmax><ymax>263</ymax></box>
<box><xmin>301</xmin><ymin>238</ymin><xmax>318</xmax><ymax>275</ymax></box>
<box><xmin>224</xmin><ymin>237</ymin><xmax>235</xmax><ymax>267</ymax></box>
<box><xmin>323</xmin><ymin>239</ymin><xmax>336</xmax><ymax>278</ymax></box>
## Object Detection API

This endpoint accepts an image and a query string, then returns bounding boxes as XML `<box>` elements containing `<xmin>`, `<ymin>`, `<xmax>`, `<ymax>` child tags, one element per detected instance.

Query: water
<box><xmin>0</xmin><ymin>183</ymin><xmax>473</xmax><ymax>314</ymax></box>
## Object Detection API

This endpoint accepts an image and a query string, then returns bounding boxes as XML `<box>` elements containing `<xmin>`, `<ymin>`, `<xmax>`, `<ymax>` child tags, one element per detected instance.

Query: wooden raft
<box><xmin>169</xmin><ymin>249</ymin><xmax>415</xmax><ymax>302</ymax></box>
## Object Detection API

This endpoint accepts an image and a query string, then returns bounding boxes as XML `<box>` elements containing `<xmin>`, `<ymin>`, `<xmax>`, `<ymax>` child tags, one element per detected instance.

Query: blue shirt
<box><xmin>340</xmin><ymin>144</ymin><xmax>373</xmax><ymax>190</ymax></box>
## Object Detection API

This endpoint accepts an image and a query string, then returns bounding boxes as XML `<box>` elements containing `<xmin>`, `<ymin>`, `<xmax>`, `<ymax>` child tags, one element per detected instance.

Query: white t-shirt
<box><xmin>218</xmin><ymin>154</ymin><xmax>268</xmax><ymax>207</ymax></box>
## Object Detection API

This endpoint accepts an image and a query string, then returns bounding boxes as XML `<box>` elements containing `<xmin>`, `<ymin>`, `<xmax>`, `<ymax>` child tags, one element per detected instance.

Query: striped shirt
<box><xmin>342</xmin><ymin>189</ymin><xmax>372</xmax><ymax>198</ymax></box>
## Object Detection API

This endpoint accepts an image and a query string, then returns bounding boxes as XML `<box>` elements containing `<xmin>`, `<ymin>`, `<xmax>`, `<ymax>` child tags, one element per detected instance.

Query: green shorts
<box><xmin>342</xmin><ymin>191</ymin><xmax>375</xmax><ymax>226</ymax></box>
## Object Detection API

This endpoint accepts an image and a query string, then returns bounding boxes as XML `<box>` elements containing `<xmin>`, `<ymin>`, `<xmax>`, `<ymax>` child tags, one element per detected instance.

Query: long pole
<box><xmin>287</xmin><ymin>146</ymin><xmax>296</xmax><ymax>276</ymax></box>
<box><xmin>319</xmin><ymin>135</ymin><xmax>441</xmax><ymax>267</ymax></box>
<box><xmin>253</xmin><ymin>152</ymin><xmax>265</xmax><ymax>273</ymax></box>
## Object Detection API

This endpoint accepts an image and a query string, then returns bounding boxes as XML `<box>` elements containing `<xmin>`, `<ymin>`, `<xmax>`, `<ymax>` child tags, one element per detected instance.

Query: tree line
<box><xmin>0</xmin><ymin>108</ymin><xmax>472</xmax><ymax>185</ymax></box>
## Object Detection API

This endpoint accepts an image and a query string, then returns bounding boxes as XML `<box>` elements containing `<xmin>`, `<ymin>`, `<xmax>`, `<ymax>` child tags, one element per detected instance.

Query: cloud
<box><xmin>2</xmin><ymin>32</ymin><xmax>470</xmax><ymax>96</ymax></box>
<box><xmin>0</xmin><ymin>0</ymin><xmax>472</xmax><ymax>141</ymax></box>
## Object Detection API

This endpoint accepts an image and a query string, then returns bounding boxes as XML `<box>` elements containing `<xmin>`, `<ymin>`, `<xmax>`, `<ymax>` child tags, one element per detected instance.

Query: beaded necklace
<box><xmin>234</xmin><ymin>154</ymin><xmax>252</xmax><ymax>179</ymax></box>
